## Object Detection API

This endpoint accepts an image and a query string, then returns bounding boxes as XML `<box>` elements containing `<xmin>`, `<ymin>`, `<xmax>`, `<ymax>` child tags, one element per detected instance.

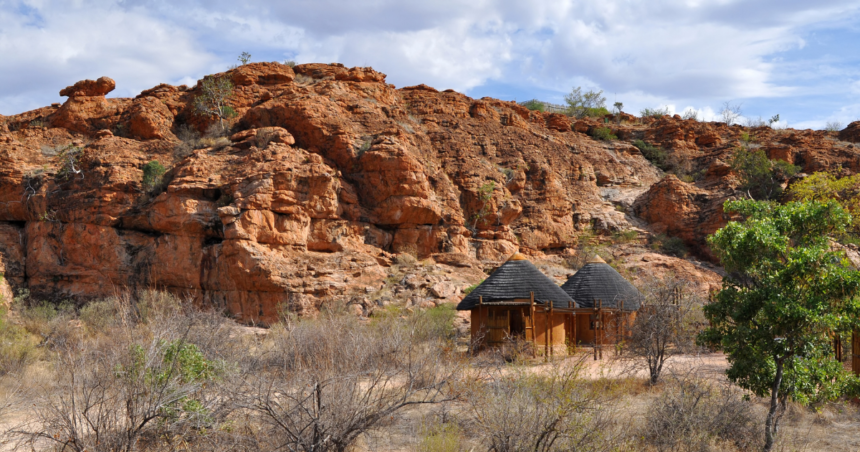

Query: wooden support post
<box><xmin>530</xmin><ymin>292</ymin><xmax>536</xmax><ymax>357</ymax></box>
<box><xmin>598</xmin><ymin>300</ymin><xmax>603</xmax><ymax>360</ymax></box>
<box><xmin>617</xmin><ymin>300</ymin><xmax>624</xmax><ymax>356</ymax></box>
<box><xmin>479</xmin><ymin>296</ymin><xmax>484</xmax><ymax>350</ymax></box>
<box><xmin>572</xmin><ymin>311</ymin><xmax>577</xmax><ymax>353</ymax></box>
<box><xmin>549</xmin><ymin>303</ymin><xmax>554</xmax><ymax>358</ymax></box>
<box><xmin>544</xmin><ymin>305</ymin><xmax>549</xmax><ymax>362</ymax></box>
<box><xmin>593</xmin><ymin>302</ymin><xmax>598</xmax><ymax>361</ymax></box>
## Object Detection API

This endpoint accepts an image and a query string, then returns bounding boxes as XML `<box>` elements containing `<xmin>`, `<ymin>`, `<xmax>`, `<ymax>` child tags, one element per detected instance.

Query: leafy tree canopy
<box><xmin>700</xmin><ymin>199</ymin><xmax>860</xmax><ymax>450</ymax></box>
<box><xmin>788</xmin><ymin>172</ymin><xmax>860</xmax><ymax>240</ymax></box>
<box><xmin>731</xmin><ymin>148</ymin><xmax>798</xmax><ymax>200</ymax></box>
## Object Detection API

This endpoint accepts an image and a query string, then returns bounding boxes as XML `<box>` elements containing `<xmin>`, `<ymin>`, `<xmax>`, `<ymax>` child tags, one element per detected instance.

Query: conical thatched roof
<box><xmin>457</xmin><ymin>253</ymin><xmax>576</xmax><ymax>310</ymax></box>
<box><xmin>561</xmin><ymin>256</ymin><xmax>642</xmax><ymax>310</ymax></box>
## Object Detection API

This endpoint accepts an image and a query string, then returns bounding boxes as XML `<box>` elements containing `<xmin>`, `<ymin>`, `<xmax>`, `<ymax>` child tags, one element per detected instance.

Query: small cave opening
<box><xmin>202</xmin><ymin>188</ymin><xmax>221</xmax><ymax>201</ymax></box>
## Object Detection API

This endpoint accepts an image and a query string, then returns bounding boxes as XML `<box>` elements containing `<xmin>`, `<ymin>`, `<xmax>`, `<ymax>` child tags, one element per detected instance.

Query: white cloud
<box><xmin>2</xmin><ymin>0</ymin><xmax>860</xmax><ymax>124</ymax></box>
<box><xmin>0</xmin><ymin>0</ymin><xmax>212</xmax><ymax>113</ymax></box>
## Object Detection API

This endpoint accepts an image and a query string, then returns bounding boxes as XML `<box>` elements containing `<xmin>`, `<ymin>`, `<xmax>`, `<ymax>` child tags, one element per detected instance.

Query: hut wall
<box><xmin>533</xmin><ymin>311</ymin><xmax>566</xmax><ymax>346</ymax></box>
<box><xmin>470</xmin><ymin>306</ymin><xmax>567</xmax><ymax>352</ymax></box>
<box><xmin>470</xmin><ymin>306</ymin><xmax>531</xmax><ymax>347</ymax></box>
<box><xmin>574</xmin><ymin>311</ymin><xmax>636</xmax><ymax>345</ymax></box>
<box><xmin>470</xmin><ymin>306</ymin><xmax>488</xmax><ymax>341</ymax></box>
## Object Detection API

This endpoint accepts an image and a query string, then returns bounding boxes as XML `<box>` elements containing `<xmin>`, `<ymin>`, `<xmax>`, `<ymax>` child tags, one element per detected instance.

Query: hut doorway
<box><xmin>485</xmin><ymin>307</ymin><xmax>527</xmax><ymax>344</ymax></box>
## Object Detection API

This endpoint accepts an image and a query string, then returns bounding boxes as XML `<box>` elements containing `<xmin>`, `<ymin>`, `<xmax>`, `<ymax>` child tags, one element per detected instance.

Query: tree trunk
<box><xmin>763</xmin><ymin>359</ymin><xmax>784</xmax><ymax>452</ymax></box>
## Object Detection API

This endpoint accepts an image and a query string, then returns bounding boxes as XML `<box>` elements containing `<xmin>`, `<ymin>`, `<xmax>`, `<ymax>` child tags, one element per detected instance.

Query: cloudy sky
<box><xmin>2</xmin><ymin>0</ymin><xmax>860</xmax><ymax>129</ymax></box>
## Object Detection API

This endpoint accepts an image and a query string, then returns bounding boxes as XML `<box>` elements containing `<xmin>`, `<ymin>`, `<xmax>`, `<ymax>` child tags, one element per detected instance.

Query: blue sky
<box><xmin>2</xmin><ymin>0</ymin><xmax>860</xmax><ymax>129</ymax></box>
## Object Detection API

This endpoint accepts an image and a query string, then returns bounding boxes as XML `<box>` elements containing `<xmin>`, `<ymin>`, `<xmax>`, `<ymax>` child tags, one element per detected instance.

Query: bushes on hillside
<box><xmin>590</xmin><ymin>127</ymin><xmax>617</xmax><ymax>141</ymax></box>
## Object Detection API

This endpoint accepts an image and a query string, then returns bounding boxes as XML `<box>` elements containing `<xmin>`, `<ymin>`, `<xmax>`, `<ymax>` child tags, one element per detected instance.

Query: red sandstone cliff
<box><xmin>0</xmin><ymin>62</ymin><xmax>856</xmax><ymax>322</ymax></box>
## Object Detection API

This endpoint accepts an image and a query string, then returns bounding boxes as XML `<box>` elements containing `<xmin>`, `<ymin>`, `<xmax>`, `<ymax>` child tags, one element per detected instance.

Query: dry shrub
<box><xmin>462</xmin><ymin>361</ymin><xmax>627</xmax><ymax>451</ymax></box>
<box><xmin>475</xmin><ymin>335</ymin><xmax>536</xmax><ymax>364</ymax></box>
<box><xmin>174</xmin><ymin>124</ymin><xmax>201</xmax><ymax>158</ymax></box>
<box><xmin>417</xmin><ymin>421</ymin><xmax>464</xmax><ymax>452</ymax></box>
<box><xmin>620</xmin><ymin>273</ymin><xmax>704</xmax><ymax>385</ymax></box>
<box><xmin>0</xmin><ymin>306</ymin><xmax>40</xmax><ymax>376</ymax></box>
<box><xmin>237</xmin><ymin>312</ymin><xmax>458</xmax><ymax>452</ymax></box>
<box><xmin>15</xmin><ymin>296</ymin><xmax>81</xmax><ymax>351</ymax></box>
<box><xmin>641</xmin><ymin>374</ymin><xmax>761</xmax><ymax>452</ymax></box>
<box><xmin>12</xmin><ymin>292</ymin><xmax>240</xmax><ymax>452</ymax></box>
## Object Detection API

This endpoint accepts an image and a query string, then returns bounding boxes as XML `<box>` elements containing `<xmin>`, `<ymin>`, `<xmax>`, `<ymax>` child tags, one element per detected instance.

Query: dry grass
<box><xmin>0</xmin><ymin>290</ymin><xmax>857</xmax><ymax>451</ymax></box>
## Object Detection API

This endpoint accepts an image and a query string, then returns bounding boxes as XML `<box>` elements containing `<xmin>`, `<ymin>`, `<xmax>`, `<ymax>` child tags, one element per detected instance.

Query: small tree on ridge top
<box><xmin>565</xmin><ymin>87</ymin><xmax>607</xmax><ymax>118</ymax></box>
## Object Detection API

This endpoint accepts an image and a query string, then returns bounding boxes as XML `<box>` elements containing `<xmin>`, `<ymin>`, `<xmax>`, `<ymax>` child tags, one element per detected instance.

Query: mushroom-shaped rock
<box><xmin>59</xmin><ymin>77</ymin><xmax>116</xmax><ymax>97</ymax></box>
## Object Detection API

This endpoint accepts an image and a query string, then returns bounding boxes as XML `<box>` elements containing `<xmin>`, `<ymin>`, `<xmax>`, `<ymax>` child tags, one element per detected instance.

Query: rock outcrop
<box><xmin>0</xmin><ymin>62</ymin><xmax>857</xmax><ymax>322</ymax></box>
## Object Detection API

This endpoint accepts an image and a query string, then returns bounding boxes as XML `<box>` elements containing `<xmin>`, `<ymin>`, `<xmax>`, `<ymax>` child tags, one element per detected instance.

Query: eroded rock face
<box><xmin>633</xmin><ymin>175</ymin><xmax>731</xmax><ymax>259</ymax></box>
<box><xmin>1</xmin><ymin>63</ymin><xmax>858</xmax><ymax>320</ymax></box>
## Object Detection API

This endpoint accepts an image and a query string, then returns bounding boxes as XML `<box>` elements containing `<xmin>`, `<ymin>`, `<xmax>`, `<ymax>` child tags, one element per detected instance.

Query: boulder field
<box><xmin>0</xmin><ymin>62</ymin><xmax>857</xmax><ymax>322</ymax></box>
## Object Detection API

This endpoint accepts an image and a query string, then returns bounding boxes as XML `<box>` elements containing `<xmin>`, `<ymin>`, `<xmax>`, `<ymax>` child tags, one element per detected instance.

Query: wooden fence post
<box><xmin>549</xmin><ymin>303</ymin><xmax>554</xmax><ymax>359</ymax></box>
<box><xmin>530</xmin><ymin>292</ymin><xmax>536</xmax><ymax>357</ymax></box>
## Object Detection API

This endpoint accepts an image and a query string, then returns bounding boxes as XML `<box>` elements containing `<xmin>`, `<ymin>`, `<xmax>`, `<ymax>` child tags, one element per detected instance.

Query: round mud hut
<box><xmin>560</xmin><ymin>256</ymin><xmax>642</xmax><ymax>347</ymax></box>
<box><xmin>457</xmin><ymin>253</ymin><xmax>576</xmax><ymax>356</ymax></box>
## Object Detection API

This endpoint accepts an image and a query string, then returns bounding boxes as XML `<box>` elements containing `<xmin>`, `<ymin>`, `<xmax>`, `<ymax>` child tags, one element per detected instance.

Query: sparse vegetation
<box><xmin>623</xmin><ymin>274</ymin><xmax>702</xmax><ymax>385</ymax></box>
<box><xmin>633</xmin><ymin>139</ymin><xmax>668</xmax><ymax>169</ymax></box>
<box><xmin>193</xmin><ymin>76</ymin><xmax>236</xmax><ymax>132</ymax></box>
<box><xmin>745</xmin><ymin>116</ymin><xmax>768</xmax><ymax>128</ymax></box>
<box><xmin>141</xmin><ymin>160</ymin><xmax>166</xmax><ymax>193</ymax></box>
<box><xmin>641</xmin><ymin>374</ymin><xmax>761</xmax><ymax>451</ymax></box>
<box><xmin>590</xmin><ymin>126</ymin><xmax>617</xmax><ymax>141</ymax></box>
<box><xmin>640</xmin><ymin>106</ymin><xmax>671</xmax><ymax>118</ymax></box>
<box><xmin>650</xmin><ymin>233</ymin><xmax>688</xmax><ymax>257</ymax></box>
<box><xmin>565</xmin><ymin>87</ymin><xmax>608</xmax><ymax>118</ymax></box>
<box><xmin>463</xmin><ymin>280</ymin><xmax>483</xmax><ymax>295</ymax></box>
<box><xmin>462</xmin><ymin>364</ymin><xmax>624</xmax><ymax>452</ymax></box>
<box><xmin>731</xmin><ymin>148</ymin><xmax>799</xmax><ymax>200</ymax></box>
<box><xmin>720</xmin><ymin>101</ymin><xmax>743</xmax><ymax>126</ymax></box>
<box><xmin>284</xmin><ymin>60</ymin><xmax>297</xmax><ymax>67</ymax></box>
<box><xmin>55</xmin><ymin>145</ymin><xmax>84</xmax><ymax>181</ymax></box>
<box><xmin>825</xmin><ymin>120</ymin><xmax>843</xmax><ymax>132</ymax></box>
<box><xmin>521</xmin><ymin>99</ymin><xmax>546</xmax><ymax>112</ymax></box>
<box><xmin>173</xmin><ymin>124</ymin><xmax>201</xmax><ymax>158</ymax></box>
<box><xmin>238</xmin><ymin>51</ymin><xmax>252</xmax><ymax>65</ymax></box>
<box><xmin>681</xmin><ymin>108</ymin><xmax>700</xmax><ymax>121</ymax></box>
<box><xmin>0</xmin><ymin>284</ymin><xmax>853</xmax><ymax>451</ymax></box>
<box><xmin>471</xmin><ymin>181</ymin><xmax>495</xmax><ymax>230</ymax></box>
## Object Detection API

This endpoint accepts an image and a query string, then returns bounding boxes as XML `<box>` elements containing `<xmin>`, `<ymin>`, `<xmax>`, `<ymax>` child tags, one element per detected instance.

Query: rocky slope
<box><xmin>0</xmin><ymin>62</ymin><xmax>856</xmax><ymax>322</ymax></box>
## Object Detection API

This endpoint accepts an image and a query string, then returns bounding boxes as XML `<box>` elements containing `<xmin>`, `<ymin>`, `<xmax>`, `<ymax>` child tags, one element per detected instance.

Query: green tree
<box><xmin>731</xmin><ymin>148</ymin><xmax>798</xmax><ymax>200</ymax></box>
<box><xmin>788</xmin><ymin>172</ymin><xmax>860</xmax><ymax>240</ymax></box>
<box><xmin>238</xmin><ymin>51</ymin><xmax>252</xmax><ymax>65</ymax></box>
<box><xmin>142</xmin><ymin>160</ymin><xmax>166</xmax><ymax>193</ymax></box>
<box><xmin>521</xmin><ymin>100</ymin><xmax>545</xmax><ymax>112</ymax></box>
<box><xmin>700</xmin><ymin>199</ymin><xmax>860</xmax><ymax>451</ymax></box>
<box><xmin>193</xmin><ymin>76</ymin><xmax>236</xmax><ymax>132</ymax></box>
<box><xmin>564</xmin><ymin>87</ymin><xmax>607</xmax><ymax>118</ymax></box>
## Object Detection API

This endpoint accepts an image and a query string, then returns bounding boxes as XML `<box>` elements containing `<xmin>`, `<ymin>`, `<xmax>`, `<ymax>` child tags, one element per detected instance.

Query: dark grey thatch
<box><xmin>561</xmin><ymin>257</ymin><xmax>642</xmax><ymax>310</ymax></box>
<box><xmin>457</xmin><ymin>254</ymin><xmax>576</xmax><ymax>310</ymax></box>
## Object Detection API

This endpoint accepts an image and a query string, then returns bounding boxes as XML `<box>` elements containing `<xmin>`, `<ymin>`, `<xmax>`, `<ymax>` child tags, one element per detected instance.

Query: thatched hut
<box><xmin>560</xmin><ymin>256</ymin><xmax>642</xmax><ymax>349</ymax></box>
<box><xmin>457</xmin><ymin>253</ymin><xmax>576</xmax><ymax>356</ymax></box>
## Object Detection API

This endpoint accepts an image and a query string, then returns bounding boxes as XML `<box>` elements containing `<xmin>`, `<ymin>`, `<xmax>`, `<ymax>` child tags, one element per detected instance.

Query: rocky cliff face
<box><xmin>0</xmin><ymin>62</ymin><xmax>856</xmax><ymax>322</ymax></box>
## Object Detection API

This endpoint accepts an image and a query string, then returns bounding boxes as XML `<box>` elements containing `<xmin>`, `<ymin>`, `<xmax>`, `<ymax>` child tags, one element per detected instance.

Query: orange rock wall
<box><xmin>0</xmin><ymin>62</ymin><xmax>857</xmax><ymax>320</ymax></box>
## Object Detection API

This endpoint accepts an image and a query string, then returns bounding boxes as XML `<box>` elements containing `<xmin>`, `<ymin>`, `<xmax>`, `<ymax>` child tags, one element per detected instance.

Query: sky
<box><xmin>2</xmin><ymin>0</ymin><xmax>860</xmax><ymax>129</ymax></box>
